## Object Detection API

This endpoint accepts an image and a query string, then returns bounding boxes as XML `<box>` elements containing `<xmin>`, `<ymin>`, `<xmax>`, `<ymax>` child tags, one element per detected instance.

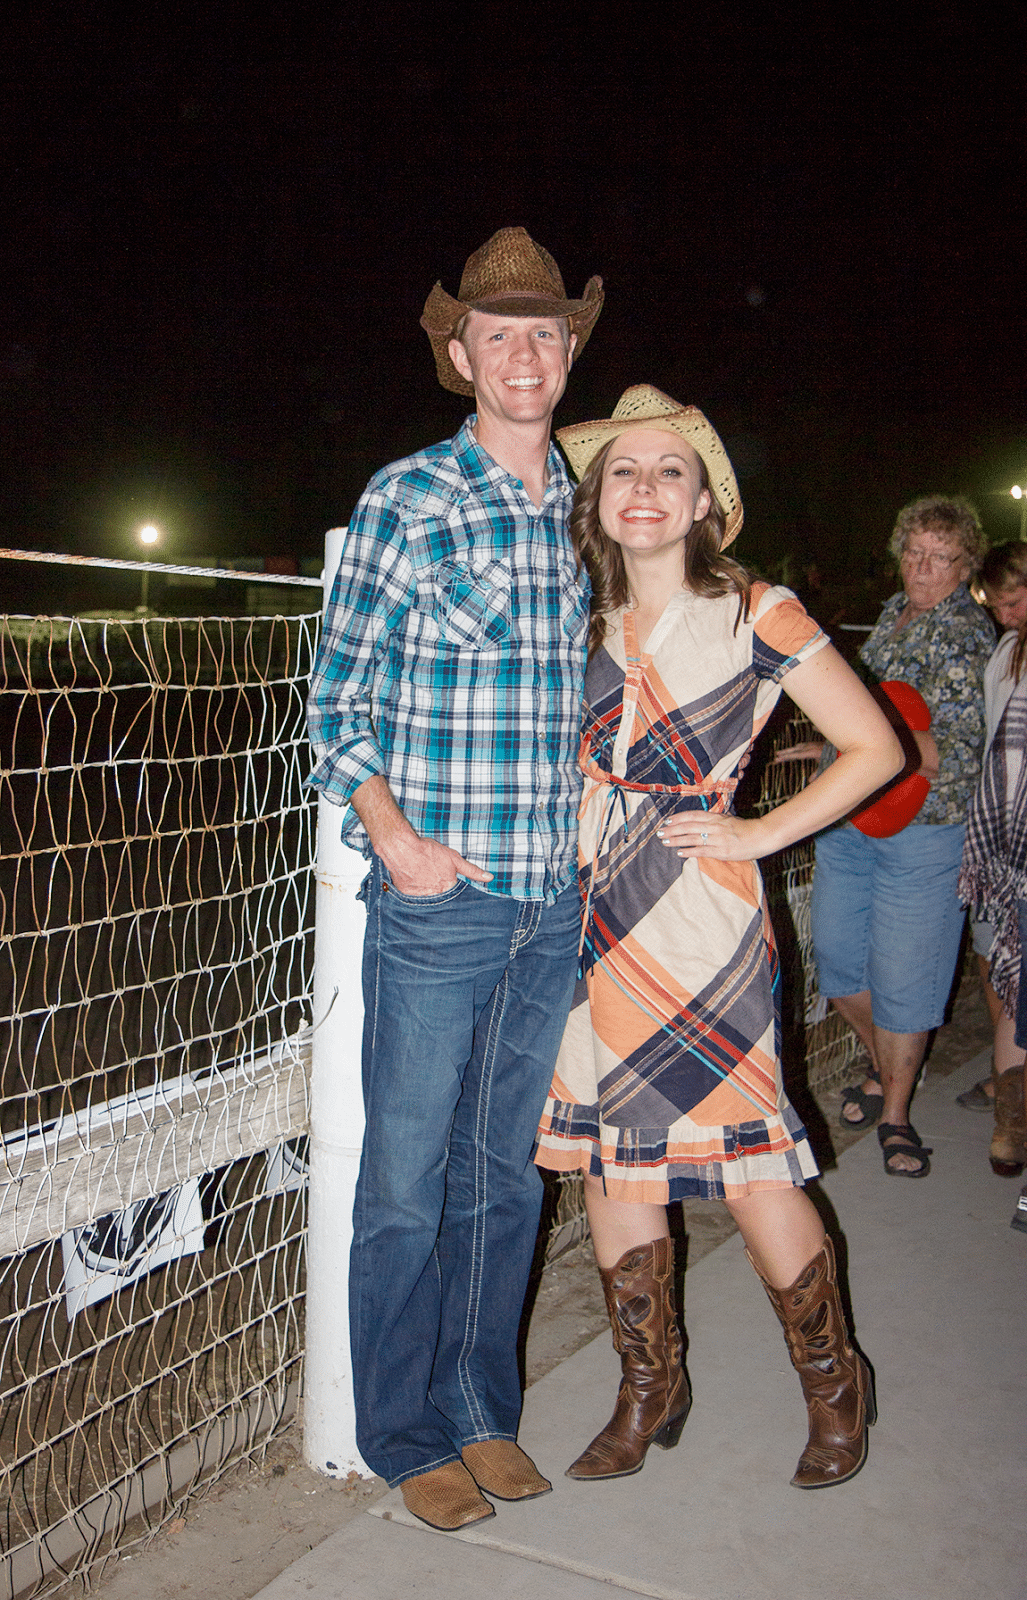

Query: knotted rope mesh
<box><xmin>0</xmin><ymin>613</ymin><xmax>318</xmax><ymax>1598</ymax></box>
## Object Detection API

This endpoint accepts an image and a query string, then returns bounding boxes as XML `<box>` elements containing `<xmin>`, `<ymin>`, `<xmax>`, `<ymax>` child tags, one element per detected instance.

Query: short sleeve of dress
<box><xmin>751</xmin><ymin>583</ymin><xmax>828</xmax><ymax>683</ymax></box>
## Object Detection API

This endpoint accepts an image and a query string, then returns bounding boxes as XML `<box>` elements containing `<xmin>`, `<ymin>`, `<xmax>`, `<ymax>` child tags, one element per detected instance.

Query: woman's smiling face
<box><xmin>598</xmin><ymin>427</ymin><xmax>711</xmax><ymax>559</ymax></box>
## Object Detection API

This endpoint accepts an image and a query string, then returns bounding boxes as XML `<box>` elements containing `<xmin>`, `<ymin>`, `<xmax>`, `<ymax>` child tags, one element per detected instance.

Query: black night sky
<box><xmin>2</xmin><ymin>3</ymin><xmax>1025</xmax><ymax>622</ymax></box>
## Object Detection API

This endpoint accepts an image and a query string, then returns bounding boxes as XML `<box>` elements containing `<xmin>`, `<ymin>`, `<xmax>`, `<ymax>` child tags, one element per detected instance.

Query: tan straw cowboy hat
<box><xmin>556</xmin><ymin>384</ymin><xmax>744</xmax><ymax>547</ymax></box>
<box><xmin>420</xmin><ymin>226</ymin><xmax>604</xmax><ymax>396</ymax></box>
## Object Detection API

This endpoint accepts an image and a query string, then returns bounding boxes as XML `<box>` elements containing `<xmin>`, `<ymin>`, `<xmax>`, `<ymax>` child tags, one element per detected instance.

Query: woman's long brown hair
<box><xmin>572</xmin><ymin>438</ymin><xmax>752</xmax><ymax>658</ymax></box>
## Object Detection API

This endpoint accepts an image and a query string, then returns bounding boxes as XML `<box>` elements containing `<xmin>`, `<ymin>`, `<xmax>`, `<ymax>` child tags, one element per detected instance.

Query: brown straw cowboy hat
<box><xmin>420</xmin><ymin>226</ymin><xmax>604</xmax><ymax>396</ymax></box>
<box><xmin>556</xmin><ymin>385</ymin><xmax>744</xmax><ymax>547</ymax></box>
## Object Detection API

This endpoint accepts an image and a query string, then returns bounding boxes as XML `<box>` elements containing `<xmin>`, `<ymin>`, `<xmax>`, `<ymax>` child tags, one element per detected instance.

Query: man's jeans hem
<box><xmin>387</xmin><ymin>1451</ymin><xmax>461</xmax><ymax>1491</ymax></box>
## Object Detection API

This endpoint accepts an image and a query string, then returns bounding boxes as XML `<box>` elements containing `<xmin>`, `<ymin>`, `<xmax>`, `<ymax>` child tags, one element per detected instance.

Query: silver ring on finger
<box><xmin>700</xmin><ymin>830</ymin><xmax>709</xmax><ymax>842</ymax></box>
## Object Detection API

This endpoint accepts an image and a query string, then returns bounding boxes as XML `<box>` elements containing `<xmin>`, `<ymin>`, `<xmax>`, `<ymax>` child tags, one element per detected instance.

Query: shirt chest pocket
<box><xmin>433</xmin><ymin>557</ymin><xmax>513</xmax><ymax>647</ymax></box>
<box><xmin>559</xmin><ymin>558</ymin><xmax>590</xmax><ymax>645</ymax></box>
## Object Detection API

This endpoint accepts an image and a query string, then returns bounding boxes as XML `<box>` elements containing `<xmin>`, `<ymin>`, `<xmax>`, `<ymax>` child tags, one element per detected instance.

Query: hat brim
<box><xmin>420</xmin><ymin>277</ymin><xmax>604</xmax><ymax>396</ymax></box>
<box><xmin>555</xmin><ymin>385</ymin><xmax>743</xmax><ymax>548</ymax></box>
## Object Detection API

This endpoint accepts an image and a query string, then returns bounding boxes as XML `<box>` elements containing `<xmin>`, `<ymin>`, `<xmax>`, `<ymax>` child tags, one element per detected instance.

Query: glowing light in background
<box><xmin>137</xmin><ymin>524</ymin><xmax>162</xmax><ymax>610</ymax></box>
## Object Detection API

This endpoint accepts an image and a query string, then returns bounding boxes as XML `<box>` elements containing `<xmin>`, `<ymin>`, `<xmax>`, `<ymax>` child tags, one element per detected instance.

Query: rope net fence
<box><xmin>0</xmin><ymin>611</ymin><xmax>319</xmax><ymax>1598</ymax></box>
<box><xmin>0</xmin><ymin>594</ymin><xmax>856</xmax><ymax>1598</ymax></box>
<box><xmin>755</xmin><ymin>710</ymin><xmax>864</xmax><ymax>1096</ymax></box>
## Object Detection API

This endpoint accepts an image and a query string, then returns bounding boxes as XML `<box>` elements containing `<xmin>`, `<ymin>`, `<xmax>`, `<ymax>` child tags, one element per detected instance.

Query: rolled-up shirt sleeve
<box><xmin>306</xmin><ymin>490</ymin><xmax>417</xmax><ymax>807</ymax></box>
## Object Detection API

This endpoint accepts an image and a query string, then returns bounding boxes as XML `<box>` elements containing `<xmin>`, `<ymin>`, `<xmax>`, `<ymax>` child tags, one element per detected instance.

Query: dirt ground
<box><xmin>91</xmin><ymin>966</ymin><xmax>992</xmax><ymax>1600</ymax></box>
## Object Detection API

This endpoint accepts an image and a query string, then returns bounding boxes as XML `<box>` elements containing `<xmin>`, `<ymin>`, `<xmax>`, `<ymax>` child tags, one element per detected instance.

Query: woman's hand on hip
<box><xmin>656</xmin><ymin>812</ymin><xmax>771</xmax><ymax>862</ymax></box>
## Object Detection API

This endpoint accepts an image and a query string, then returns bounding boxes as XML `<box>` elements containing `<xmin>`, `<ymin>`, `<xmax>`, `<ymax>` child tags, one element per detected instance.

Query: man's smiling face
<box><xmin>448</xmin><ymin>312</ymin><xmax>576</xmax><ymax>429</ymax></box>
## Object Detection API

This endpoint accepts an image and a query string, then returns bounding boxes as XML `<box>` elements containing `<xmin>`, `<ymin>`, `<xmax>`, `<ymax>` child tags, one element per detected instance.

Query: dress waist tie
<box><xmin>576</xmin><ymin>772</ymin><xmax>738</xmax><ymax>966</ymax></box>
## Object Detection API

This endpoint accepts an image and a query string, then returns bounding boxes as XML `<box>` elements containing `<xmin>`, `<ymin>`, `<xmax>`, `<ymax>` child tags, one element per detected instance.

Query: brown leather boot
<box><xmin>749</xmin><ymin>1235</ymin><xmax>876</xmax><ymax>1489</ymax></box>
<box><xmin>990</xmin><ymin>1066</ymin><xmax>1027</xmax><ymax>1177</ymax></box>
<box><xmin>566</xmin><ymin>1236</ymin><xmax>691</xmax><ymax>1480</ymax></box>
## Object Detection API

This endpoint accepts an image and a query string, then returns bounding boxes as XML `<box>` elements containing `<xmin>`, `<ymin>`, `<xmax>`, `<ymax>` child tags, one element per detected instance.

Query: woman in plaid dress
<box><xmin>535</xmin><ymin>387</ymin><xmax>902</xmax><ymax>1490</ymax></box>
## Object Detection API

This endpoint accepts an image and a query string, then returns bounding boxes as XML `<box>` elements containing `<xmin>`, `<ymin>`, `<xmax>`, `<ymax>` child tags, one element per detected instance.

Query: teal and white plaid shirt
<box><xmin>307</xmin><ymin>419</ymin><xmax>589</xmax><ymax>902</ymax></box>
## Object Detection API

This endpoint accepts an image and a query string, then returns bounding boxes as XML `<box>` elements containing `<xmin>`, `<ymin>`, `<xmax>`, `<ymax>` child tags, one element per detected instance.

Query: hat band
<box><xmin>467</xmin><ymin>289</ymin><xmax>577</xmax><ymax>309</ymax></box>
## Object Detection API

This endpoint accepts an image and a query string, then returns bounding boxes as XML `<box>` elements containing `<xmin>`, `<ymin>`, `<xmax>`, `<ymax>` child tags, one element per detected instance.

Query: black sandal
<box><xmin>839</xmin><ymin>1066</ymin><xmax>884</xmax><ymax>1129</ymax></box>
<box><xmin>877</xmin><ymin>1122</ymin><xmax>932</xmax><ymax>1178</ymax></box>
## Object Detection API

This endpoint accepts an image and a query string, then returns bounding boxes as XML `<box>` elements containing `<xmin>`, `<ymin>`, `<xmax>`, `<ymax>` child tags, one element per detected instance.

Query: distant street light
<box><xmin>137</xmin><ymin>524</ymin><xmax>161</xmax><ymax>611</ymax></box>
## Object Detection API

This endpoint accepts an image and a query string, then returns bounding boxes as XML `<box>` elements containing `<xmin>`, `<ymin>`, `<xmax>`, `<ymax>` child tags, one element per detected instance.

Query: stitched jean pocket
<box><xmin>380</xmin><ymin>864</ymin><xmax>470</xmax><ymax>906</ymax></box>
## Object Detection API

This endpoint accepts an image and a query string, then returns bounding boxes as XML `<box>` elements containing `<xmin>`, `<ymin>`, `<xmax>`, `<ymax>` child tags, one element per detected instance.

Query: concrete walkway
<box><xmin>254</xmin><ymin>1048</ymin><xmax>1026</xmax><ymax>1600</ymax></box>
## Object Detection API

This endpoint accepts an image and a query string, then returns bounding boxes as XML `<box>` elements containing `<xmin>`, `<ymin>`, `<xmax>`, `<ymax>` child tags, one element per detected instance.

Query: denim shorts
<box><xmin>811</xmin><ymin>822</ymin><xmax>967</xmax><ymax>1034</ymax></box>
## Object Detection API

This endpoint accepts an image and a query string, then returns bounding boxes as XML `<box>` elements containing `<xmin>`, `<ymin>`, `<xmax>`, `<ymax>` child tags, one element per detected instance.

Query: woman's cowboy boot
<box><xmin>989</xmin><ymin>1066</ymin><xmax>1027</xmax><ymax>1177</ymax></box>
<box><xmin>566</xmin><ymin>1236</ymin><xmax>691</xmax><ymax>1480</ymax></box>
<box><xmin>748</xmin><ymin>1236</ymin><xmax>876</xmax><ymax>1489</ymax></box>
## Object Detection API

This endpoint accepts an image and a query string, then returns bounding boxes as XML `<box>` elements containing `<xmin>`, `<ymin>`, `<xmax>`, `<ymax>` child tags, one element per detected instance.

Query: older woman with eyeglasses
<box><xmin>809</xmin><ymin>495</ymin><xmax>994</xmax><ymax>1176</ymax></box>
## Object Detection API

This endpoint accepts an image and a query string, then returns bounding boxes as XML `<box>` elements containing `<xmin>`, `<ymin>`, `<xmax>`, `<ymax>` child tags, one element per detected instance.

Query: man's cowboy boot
<box><xmin>399</xmin><ymin>1461</ymin><xmax>494</xmax><ymax>1530</ymax></box>
<box><xmin>749</xmin><ymin>1235</ymin><xmax>876</xmax><ymax>1489</ymax></box>
<box><xmin>461</xmin><ymin>1440</ymin><xmax>551</xmax><ymax>1500</ymax></box>
<box><xmin>990</xmin><ymin>1066</ymin><xmax>1027</xmax><ymax>1177</ymax></box>
<box><xmin>566</xmin><ymin>1236</ymin><xmax>691</xmax><ymax>1480</ymax></box>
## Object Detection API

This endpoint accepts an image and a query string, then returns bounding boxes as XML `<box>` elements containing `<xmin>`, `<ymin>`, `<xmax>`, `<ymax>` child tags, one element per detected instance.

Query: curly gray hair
<box><xmin>888</xmin><ymin>494</ymin><xmax>987</xmax><ymax>577</ymax></box>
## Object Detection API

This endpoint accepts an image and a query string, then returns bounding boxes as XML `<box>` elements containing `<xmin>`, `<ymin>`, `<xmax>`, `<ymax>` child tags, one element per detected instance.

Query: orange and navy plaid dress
<box><xmin>535</xmin><ymin>583</ymin><xmax>827</xmax><ymax>1203</ymax></box>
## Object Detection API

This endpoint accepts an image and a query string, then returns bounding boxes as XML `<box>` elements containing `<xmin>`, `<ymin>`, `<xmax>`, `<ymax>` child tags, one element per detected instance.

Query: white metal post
<box><xmin>303</xmin><ymin>527</ymin><xmax>370</xmax><ymax>1477</ymax></box>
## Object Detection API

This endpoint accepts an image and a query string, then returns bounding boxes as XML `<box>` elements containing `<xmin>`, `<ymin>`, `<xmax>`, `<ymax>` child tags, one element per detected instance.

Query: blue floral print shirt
<box><xmin>857</xmin><ymin>583</ymin><xmax>995</xmax><ymax>825</ymax></box>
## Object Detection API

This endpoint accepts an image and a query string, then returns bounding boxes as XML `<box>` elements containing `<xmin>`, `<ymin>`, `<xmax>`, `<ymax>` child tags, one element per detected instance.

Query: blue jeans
<box><xmin>349</xmin><ymin>859</ymin><xmax>579</xmax><ymax>1486</ymax></box>
<box><xmin>811</xmin><ymin>822</ymin><xmax>967</xmax><ymax>1034</ymax></box>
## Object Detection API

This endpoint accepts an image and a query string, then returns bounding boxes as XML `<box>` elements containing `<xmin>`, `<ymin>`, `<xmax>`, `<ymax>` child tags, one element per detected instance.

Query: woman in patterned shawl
<box><xmin>959</xmin><ymin>610</ymin><xmax>1027</xmax><ymax>1183</ymax></box>
<box><xmin>535</xmin><ymin>386</ymin><xmax>902</xmax><ymax>1491</ymax></box>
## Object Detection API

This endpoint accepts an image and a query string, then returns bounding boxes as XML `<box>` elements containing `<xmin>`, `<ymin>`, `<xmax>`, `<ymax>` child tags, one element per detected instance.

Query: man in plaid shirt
<box><xmin>307</xmin><ymin>229</ymin><xmax>603</xmax><ymax>1529</ymax></box>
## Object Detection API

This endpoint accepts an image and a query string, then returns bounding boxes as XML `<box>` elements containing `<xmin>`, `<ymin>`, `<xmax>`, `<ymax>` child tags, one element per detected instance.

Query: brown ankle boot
<box><xmin>566</xmin><ymin>1236</ymin><xmax>691</xmax><ymax>1480</ymax></box>
<box><xmin>990</xmin><ymin>1067</ymin><xmax>1027</xmax><ymax>1177</ymax></box>
<box><xmin>749</xmin><ymin>1236</ymin><xmax>876</xmax><ymax>1489</ymax></box>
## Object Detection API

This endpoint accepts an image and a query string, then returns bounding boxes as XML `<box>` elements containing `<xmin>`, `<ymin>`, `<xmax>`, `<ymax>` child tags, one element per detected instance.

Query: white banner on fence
<box><xmin>0</xmin><ymin>1034</ymin><xmax>311</xmax><ymax>1257</ymax></box>
<box><xmin>61</xmin><ymin>1181</ymin><xmax>206</xmax><ymax>1318</ymax></box>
